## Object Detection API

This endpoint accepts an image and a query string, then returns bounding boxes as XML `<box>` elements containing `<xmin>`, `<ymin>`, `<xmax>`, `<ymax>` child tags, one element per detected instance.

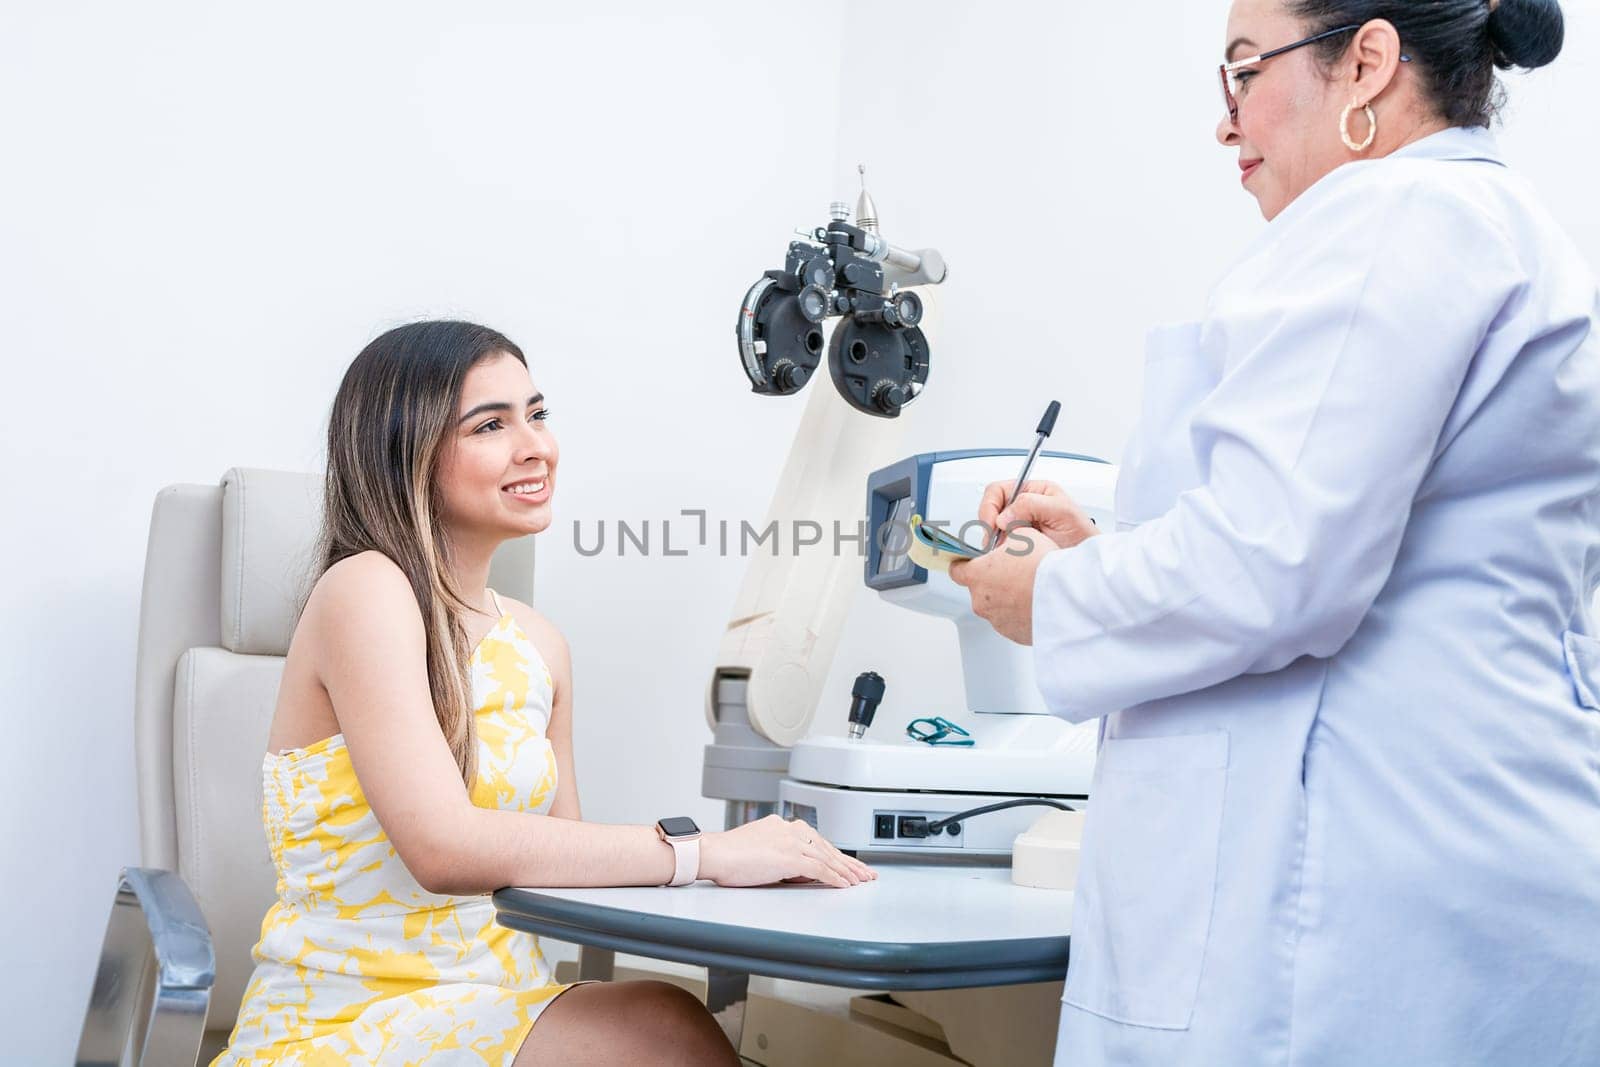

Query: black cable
<box><xmin>926</xmin><ymin>798</ymin><xmax>1077</xmax><ymax>835</ymax></box>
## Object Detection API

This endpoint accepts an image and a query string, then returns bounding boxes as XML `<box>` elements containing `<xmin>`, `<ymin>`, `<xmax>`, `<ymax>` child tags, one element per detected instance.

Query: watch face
<box><xmin>658</xmin><ymin>816</ymin><xmax>700</xmax><ymax>838</ymax></box>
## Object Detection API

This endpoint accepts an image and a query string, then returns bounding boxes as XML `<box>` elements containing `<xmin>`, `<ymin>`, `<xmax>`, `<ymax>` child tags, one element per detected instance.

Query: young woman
<box><xmin>213</xmin><ymin>320</ymin><xmax>874</xmax><ymax>1066</ymax></box>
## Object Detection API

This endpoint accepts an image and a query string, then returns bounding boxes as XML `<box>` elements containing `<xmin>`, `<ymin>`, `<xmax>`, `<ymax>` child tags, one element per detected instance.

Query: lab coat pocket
<box><xmin>1062</xmin><ymin>730</ymin><xmax>1229</xmax><ymax>1030</ymax></box>
<box><xmin>1562</xmin><ymin>630</ymin><xmax>1600</xmax><ymax>711</ymax></box>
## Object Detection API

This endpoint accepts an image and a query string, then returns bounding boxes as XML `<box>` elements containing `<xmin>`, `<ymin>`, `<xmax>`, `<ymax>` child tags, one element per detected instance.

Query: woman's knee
<box><xmin>520</xmin><ymin>979</ymin><xmax>736</xmax><ymax>1065</ymax></box>
<box><xmin>628</xmin><ymin>980</ymin><xmax>736</xmax><ymax>1061</ymax></box>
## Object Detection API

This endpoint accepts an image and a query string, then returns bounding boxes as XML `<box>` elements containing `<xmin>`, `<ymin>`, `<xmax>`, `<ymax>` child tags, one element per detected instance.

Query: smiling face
<box><xmin>1216</xmin><ymin>0</ymin><xmax>1355</xmax><ymax>221</ymax></box>
<box><xmin>434</xmin><ymin>350</ymin><xmax>558</xmax><ymax>547</ymax></box>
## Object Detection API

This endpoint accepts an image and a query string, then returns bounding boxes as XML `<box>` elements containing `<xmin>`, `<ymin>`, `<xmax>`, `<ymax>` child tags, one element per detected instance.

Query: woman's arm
<box><xmin>1031</xmin><ymin>172</ymin><xmax>1527</xmax><ymax>721</ymax></box>
<box><xmin>309</xmin><ymin>552</ymin><xmax>869</xmax><ymax>895</ymax></box>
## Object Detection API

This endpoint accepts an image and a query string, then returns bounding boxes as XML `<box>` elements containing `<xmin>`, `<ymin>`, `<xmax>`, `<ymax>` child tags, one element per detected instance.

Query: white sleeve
<box><xmin>1032</xmin><ymin>172</ymin><xmax>1525</xmax><ymax>722</ymax></box>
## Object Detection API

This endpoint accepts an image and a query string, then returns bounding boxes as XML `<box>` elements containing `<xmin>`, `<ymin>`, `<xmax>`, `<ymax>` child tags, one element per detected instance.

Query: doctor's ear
<box><xmin>1345</xmin><ymin>19</ymin><xmax>1407</xmax><ymax>98</ymax></box>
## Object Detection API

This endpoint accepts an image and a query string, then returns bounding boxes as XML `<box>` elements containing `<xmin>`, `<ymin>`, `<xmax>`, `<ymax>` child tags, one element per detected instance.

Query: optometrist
<box><xmin>949</xmin><ymin>1</ymin><xmax>1600</xmax><ymax>1064</ymax></box>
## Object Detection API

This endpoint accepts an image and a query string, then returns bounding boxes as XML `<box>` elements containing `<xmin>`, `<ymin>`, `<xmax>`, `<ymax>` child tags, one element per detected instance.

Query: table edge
<box><xmin>492</xmin><ymin>886</ymin><xmax>1070</xmax><ymax>983</ymax></box>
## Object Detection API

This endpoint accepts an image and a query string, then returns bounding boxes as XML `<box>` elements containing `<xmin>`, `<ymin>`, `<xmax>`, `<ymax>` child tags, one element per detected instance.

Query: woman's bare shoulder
<box><xmin>273</xmin><ymin>553</ymin><xmax>422</xmax><ymax>751</ymax></box>
<box><xmin>299</xmin><ymin>551</ymin><xmax>422</xmax><ymax>644</ymax></box>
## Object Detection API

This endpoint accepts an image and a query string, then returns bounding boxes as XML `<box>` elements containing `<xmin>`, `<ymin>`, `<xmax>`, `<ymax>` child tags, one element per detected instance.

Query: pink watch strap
<box><xmin>666</xmin><ymin>835</ymin><xmax>700</xmax><ymax>887</ymax></box>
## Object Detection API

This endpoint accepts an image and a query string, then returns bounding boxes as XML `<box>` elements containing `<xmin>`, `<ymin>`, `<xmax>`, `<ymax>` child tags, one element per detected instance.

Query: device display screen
<box><xmin>877</xmin><ymin>495</ymin><xmax>915</xmax><ymax>577</ymax></box>
<box><xmin>658</xmin><ymin>817</ymin><xmax>699</xmax><ymax>838</ymax></box>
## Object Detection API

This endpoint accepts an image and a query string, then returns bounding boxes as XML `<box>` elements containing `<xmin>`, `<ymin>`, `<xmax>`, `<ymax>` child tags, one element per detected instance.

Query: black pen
<box><xmin>990</xmin><ymin>400</ymin><xmax>1061</xmax><ymax>547</ymax></box>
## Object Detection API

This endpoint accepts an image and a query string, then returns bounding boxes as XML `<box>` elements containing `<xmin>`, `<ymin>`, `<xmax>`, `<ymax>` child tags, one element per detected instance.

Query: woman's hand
<box><xmin>949</xmin><ymin>527</ymin><xmax>1054</xmax><ymax>644</ymax></box>
<box><xmin>977</xmin><ymin>479</ymin><xmax>1101</xmax><ymax>550</ymax></box>
<box><xmin>698</xmin><ymin>814</ymin><xmax>876</xmax><ymax>888</ymax></box>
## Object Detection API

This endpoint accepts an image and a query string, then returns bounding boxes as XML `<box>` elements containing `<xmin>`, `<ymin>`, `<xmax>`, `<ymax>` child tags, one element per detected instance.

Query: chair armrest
<box><xmin>76</xmin><ymin>867</ymin><xmax>216</xmax><ymax>1067</ymax></box>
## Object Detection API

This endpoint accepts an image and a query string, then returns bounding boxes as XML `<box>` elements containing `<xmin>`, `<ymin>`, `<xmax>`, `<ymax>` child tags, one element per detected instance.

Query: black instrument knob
<box><xmin>872</xmin><ymin>381</ymin><xmax>905</xmax><ymax>415</ymax></box>
<box><xmin>847</xmin><ymin>670</ymin><xmax>886</xmax><ymax>739</ymax></box>
<box><xmin>773</xmin><ymin>360</ymin><xmax>810</xmax><ymax>392</ymax></box>
<box><xmin>798</xmin><ymin>284</ymin><xmax>830</xmax><ymax>324</ymax></box>
<box><xmin>893</xmin><ymin>291</ymin><xmax>923</xmax><ymax>326</ymax></box>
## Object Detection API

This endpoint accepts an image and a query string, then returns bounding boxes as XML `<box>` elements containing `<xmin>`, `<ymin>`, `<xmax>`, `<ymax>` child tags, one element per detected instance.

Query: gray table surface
<box><xmin>492</xmin><ymin>864</ymin><xmax>1072</xmax><ymax>989</ymax></box>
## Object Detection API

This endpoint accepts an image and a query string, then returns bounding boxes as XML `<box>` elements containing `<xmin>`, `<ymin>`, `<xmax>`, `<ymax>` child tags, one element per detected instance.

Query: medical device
<box><xmin>703</xmin><ymin>171</ymin><xmax>946</xmax><ymax>824</ymax></box>
<box><xmin>705</xmin><ymin>174</ymin><xmax>1116</xmax><ymax>858</ymax></box>
<box><xmin>777</xmin><ymin>449</ymin><xmax>1117</xmax><ymax>857</ymax></box>
<box><xmin>736</xmin><ymin>165</ymin><xmax>946</xmax><ymax>418</ymax></box>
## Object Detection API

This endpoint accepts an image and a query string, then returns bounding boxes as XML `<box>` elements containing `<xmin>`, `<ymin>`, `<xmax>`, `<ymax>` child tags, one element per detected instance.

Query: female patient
<box><xmin>214</xmin><ymin>320</ymin><xmax>873</xmax><ymax>1066</ymax></box>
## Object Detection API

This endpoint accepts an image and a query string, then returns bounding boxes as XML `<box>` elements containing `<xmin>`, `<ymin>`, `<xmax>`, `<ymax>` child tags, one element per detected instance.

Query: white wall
<box><xmin>4</xmin><ymin>2</ymin><xmax>1598</xmax><ymax>1061</ymax></box>
<box><xmin>0</xmin><ymin>2</ymin><xmax>842</xmax><ymax>1059</ymax></box>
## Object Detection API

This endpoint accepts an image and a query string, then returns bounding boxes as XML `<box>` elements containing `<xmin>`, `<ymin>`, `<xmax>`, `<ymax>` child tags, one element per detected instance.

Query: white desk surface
<box><xmin>493</xmin><ymin>864</ymin><xmax>1073</xmax><ymax>989</ymax></box>
<box><xmin>504</xmin><ymin>865</ymin><xmax>1071</xmax><ymax>942</ymax></box>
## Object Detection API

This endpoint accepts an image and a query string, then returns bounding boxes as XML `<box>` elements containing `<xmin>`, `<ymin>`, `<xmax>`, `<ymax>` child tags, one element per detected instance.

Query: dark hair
<box><xmin>320</xmin><ymin>320</ymin><xmax>527</xmax><ymax>787</ymax></box>
<box><xmin>1288</xmin><ymin>0</ymin><xmax>1564</xmax><ymax>127</ymax></box>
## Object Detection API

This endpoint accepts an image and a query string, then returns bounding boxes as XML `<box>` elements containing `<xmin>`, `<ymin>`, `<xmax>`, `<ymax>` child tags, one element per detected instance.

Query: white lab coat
<box><xmin>1035</xmin><ymin>126</ymin><xmax>1600</xmax><ymax>1066</ymax></box>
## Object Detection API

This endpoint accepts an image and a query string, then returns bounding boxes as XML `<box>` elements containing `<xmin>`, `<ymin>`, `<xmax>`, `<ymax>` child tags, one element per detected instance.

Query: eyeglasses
<box><xmin>906</xmin><ymin>716</ymin><xmax>975</xmax><ymax>747</ymax></box>
<box><xmin>1219</xmin><ymin>24</ymin><xmax>1362</xmax><ymax>121</ymax></box>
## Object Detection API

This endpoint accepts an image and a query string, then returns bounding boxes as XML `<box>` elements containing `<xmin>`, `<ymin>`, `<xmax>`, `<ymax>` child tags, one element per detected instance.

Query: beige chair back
<box><xmin>133</xmin><ymin>467</ymin><xmax>535</xmax><ymax>1045</ymax></box>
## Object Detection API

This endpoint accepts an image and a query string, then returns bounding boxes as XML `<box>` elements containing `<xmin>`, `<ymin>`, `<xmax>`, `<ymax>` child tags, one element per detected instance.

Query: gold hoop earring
<box><xmin>1340</xmin><ymin>100</ymin><xmax>1377</xmax><ymax>152</ymax></box>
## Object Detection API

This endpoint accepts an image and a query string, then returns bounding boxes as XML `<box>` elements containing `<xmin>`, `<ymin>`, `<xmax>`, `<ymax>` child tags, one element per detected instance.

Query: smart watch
<box><xmin>655</xmin><ymin>816</ymin><xmax>702</xmax><ymax>887</ymax></box>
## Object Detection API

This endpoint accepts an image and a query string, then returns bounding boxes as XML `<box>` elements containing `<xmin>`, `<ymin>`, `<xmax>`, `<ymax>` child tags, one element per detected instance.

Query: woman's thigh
<box><xmin>514</xmin><ymin>978</ymin><xmax>740</xmax><ymax>1066</ymax></box>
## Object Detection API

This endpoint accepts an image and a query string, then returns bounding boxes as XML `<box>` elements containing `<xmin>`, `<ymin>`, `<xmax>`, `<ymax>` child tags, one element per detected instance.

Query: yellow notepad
<box><xmin>906</xmin><ymin>514</ymin><xmax>986</xmax><ymax>573</ymax></box>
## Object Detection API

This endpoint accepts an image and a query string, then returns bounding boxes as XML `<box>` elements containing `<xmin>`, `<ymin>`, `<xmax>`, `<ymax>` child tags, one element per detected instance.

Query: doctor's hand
<box><xmin>949</xmin><ymin>526</ymin><xmax>1057</xmax><ymax>645</ymax></box>
<box><xmin>977</xmin><ymin>479</ymin><xmax>1101</xmax><ymax>550</ymax></box>
<box><xmin>698</xmin><ymin>814</ymin><xmax>876</xmax><ymax>889</ymax></box>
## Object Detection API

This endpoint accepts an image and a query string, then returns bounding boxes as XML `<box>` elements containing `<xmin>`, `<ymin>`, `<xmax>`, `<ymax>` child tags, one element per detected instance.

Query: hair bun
<box><xmin>1489</xmin><ymin>0</ymin><xmax>1565</xmax><ymax>70</ymax></box>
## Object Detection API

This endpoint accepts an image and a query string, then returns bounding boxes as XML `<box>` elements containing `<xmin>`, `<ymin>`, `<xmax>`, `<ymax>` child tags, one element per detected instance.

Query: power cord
<box><xmin>895</xmin><ymin>798</ymin><xmax>1079</xmax><ymax>839</ymax></box>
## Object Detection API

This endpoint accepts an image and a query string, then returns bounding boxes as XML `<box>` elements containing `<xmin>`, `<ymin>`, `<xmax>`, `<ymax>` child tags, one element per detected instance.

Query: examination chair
<box><xmin>77</xmin><ymin>468</ymin><xmax>535</xmax><ymax>1066</ymax></box>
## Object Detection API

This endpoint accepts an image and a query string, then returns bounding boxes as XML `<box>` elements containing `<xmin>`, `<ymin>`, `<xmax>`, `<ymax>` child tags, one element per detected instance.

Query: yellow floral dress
<box><xmin>214</xmin><ymin>593</ymin><xmax>571</xmax><ymax>1065</ymax></box>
